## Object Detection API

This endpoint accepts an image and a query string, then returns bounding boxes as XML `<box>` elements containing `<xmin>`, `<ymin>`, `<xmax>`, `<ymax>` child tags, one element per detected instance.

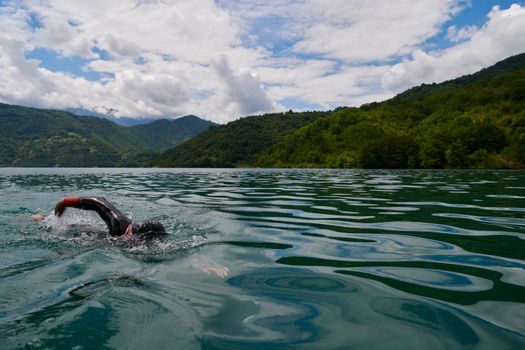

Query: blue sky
<box><xmin>428</xmin><ymin>1</ymin><xmax>521</xmax><ymax>48</ymax></box>
<box><xmin>0</xmin><ymin>0</ymin><xmax>524</xmax><ymax>123</ymax></box>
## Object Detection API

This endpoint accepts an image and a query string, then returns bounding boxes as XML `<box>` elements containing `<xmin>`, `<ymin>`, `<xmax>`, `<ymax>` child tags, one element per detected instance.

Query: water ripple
<box><xmin>1</xmin><ymin>168</ymin><xmax>524</xmax><ymax>349</ymax></box>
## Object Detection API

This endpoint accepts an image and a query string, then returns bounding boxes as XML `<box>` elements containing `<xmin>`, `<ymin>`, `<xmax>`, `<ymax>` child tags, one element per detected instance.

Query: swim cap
<box><xmin>131</xmin><ymin>220</ymin><xmax>166</xmax><ymax>238</ymax></box>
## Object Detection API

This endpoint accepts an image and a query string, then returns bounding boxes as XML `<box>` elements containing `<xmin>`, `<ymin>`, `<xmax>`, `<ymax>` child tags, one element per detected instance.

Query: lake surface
<box><xmin>1</xmin><ymin>168</ymin><xmax>525</xmax><ymax>349</ymax></box>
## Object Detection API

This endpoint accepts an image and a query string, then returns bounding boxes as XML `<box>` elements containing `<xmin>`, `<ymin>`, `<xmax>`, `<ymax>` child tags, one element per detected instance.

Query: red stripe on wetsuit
<box><xmin>61</xmin><ymin>196</ymin><xmax>80</xmax><ymax>208</ymax></box>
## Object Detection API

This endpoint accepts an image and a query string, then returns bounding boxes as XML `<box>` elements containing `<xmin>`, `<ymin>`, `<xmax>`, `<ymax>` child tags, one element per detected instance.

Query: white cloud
<box><xmin>446</xmin><ymin>25</ymin><xmax>478</xmax><ymax>43</ymax></box>
<box><xmin>0</xmin><ymin>0</ymin><xmax>271</xmax><ymax>121</ymax></box>
<box><xmin>0</xmin><ymin>1</ymin><xmax>523</xmax><ymax>123</ymax></box>
<box><xmin>382</xmin><ymin>4</ymin><xmax>525</xmax><ymax>93</ymax></box>
<box><xmin>32</xmin><ymin>11</ymin><xmax>95</xmax><ymax>58</ymax></box>
<box><xmin>223</xmin><ymin>0</ymin><xmax>470</xmax><ymax>62</ymax></box>
<box><xmin>213</xmin><ymin>55</ymin><xmax>276</xmax><ymax>117</ymax></box>
<box><xmin>292</xmin><ymin>0</ymin><xmax>467</xmax><ymax>62</ymax></box>
<box><xmin>258</xmin><ymin>60</ymin><xmax>390</xmax><ymax>108</ymax></box>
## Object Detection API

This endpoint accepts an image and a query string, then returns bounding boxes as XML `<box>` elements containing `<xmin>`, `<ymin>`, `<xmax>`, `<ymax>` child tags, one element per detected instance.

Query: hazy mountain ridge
<box><xmin>65</xmin><ymin>108</ymin><xmax>160</xmax><ymax>126</ymax></box>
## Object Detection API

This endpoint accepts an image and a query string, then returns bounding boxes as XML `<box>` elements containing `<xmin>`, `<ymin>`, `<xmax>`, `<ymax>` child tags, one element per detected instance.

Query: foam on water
<box><xmin>12</xmin><ymin>204</ymin><xmax>209</xmax><ymax>260</ymax></box>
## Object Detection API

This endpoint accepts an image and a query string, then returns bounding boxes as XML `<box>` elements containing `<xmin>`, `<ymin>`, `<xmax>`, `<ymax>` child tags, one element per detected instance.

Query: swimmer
<box><xmin>33</xmin><ymin>196</ymin><xmax>166</xmax><ymax>238</ymax></box>
<box><xmin>31</xmin><ymin>196</ymin><xmax>229</xmax><ymax>277</ymax></box>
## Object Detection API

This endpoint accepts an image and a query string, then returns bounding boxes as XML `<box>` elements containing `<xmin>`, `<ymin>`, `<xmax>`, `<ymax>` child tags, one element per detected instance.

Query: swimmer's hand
<box><xmin>54</xmin><ymin>200</ymin><xmax>66</xmax><ymax>217</ymax></box>
<box><xmin>31</xmin><ymin>214</ymin><xmax>45</xmax><ymax>222</ymax></box>
<box><xmin>192</xmin><ymin>256</ymin><xmax>229</xmax><ymax>278</ymax></box>
<box><xmin>202</xmin><ymin>265</ymin><xmax>229</xmax><ymax>278</ymax></box>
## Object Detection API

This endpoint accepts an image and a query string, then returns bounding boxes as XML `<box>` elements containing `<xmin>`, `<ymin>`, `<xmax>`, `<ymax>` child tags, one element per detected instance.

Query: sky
<box><xmin>0</xmin><ymin>0</ymin><xmax>524</xmax><ymax>123</ymax></box>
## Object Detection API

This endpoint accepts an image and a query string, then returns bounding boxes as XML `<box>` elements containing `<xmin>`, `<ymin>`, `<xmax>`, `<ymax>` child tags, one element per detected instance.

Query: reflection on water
<box><xmin>371</xmin><ymin>297</ymin><xmax>479</xmax><ymax>346</ymax></box>
<box><xmin>0</xmin><ymin>168</ymin><xmax>524</xmax><ymax>349</ymax></box>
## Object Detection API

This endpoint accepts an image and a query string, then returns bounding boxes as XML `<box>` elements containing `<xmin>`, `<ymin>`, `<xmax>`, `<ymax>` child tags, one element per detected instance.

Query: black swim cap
<box><xmin>131</xmin><ymin>220</ymin><xmax>166</xmax><ymax>238</ymax></box>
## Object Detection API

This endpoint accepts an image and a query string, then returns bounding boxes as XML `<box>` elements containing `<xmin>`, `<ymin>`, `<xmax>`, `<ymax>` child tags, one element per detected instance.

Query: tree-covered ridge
<box><xmin>260</xmin><ymin>54</ymin><xmax>525</xmax><ymax>169</ymax></box>
<box><xmin>394</xmin><ymin>52</ymin><xmax>525</xmax><ymax>101</ymax></box>
<box><xmin>151</xmin><ymin>111</ymin><xmax>329</xmax><ymax>167</ymax></box>
<box><xmin>0</xmin><ymin>104</ymin><xmax>214</xmax><ymax>167</ymax></box>
<box><xmin>131</xmin><ymin>116</ymin><xmax>216</xmax><ymax>152</ymax></box>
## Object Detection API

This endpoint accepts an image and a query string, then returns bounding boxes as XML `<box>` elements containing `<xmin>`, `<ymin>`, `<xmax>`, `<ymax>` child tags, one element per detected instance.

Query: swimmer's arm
<box><xmin>202</xmin><ymin>265</ymin><xmax>230</xmax><ymax>278</ymax></box>
<box><xmin>54</xmin><ymin>197</ymin><xmax>80</xmax><ymax>216</ymax></box>
<box><xmin>54</xmin><ymin>196</ymin><xmax>109</xmax><ymax>217</ymax></box>
<box><xmin>191</xmin><ymin>255</ymin><xmax>229</xmax><ymax>278</ymax></box>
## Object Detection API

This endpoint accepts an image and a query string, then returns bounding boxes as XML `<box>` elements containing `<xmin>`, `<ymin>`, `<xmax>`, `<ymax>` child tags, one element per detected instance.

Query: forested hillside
<box><xmin>153</xmin><ymin>53</ymin><xmax>525</xmax><ymax>169</ymax></box>
<box><xmin>0</xmin><ymin>104</ymin><xmax>213</xmax><ymax>167</ymax></box>
<box><xmin>260</xmin><ymin>53</ymin><xmax>525</xmax><ymax>168</ymax></box>
<box><xmin>132</xmin><ymin>116</ymin><xmax>216</xmax><ymax>152</ymax></box>
<box><xmin>151</xmin><ymin>111</ymin><xmax>329</xmax><ymax>167</ymax></box>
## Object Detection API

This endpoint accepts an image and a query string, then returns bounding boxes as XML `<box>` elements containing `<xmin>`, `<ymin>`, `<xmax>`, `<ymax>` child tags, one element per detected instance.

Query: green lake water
<box><xmin>1</xmin><ymin>168</ymin><xmax>524</xmax><ymax>349</ymax></box>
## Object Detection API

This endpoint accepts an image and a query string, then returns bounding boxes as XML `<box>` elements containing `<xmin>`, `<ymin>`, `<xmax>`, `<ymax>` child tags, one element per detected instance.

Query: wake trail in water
<box><xmin>22</xmin><ymin>207</ymin><xmax>209</xmax><ymax>259</ymax></box>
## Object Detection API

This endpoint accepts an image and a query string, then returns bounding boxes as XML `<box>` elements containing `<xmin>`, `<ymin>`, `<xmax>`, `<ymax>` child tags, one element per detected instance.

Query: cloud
<box><xmin>257</xmin><ymin>60</ymin><xmax>390</xmax><ymax>109</ymax></box>
<box><xmin>222</xmin><ymin>0</ymin><xmax>473</xmax><ymax>108</ymax></box>
<box><xmin>0</xmin><ymin>0</ymin><xmax>271</xmax><ymax>121</ymax></box>
<box><xmin>0</xmin><ymin>1</ymin><xmax>523</xmax><ymax>122</ymax></box>
<box><xmin>382</xmin><ymin>4</ymin><xmax>525</xmax><ymax>93</ymax></box>
<box><xmin>292</xmin><ymin>0</ymin><xmax>467</xmax><ymax>62</ymax></box>
<box><xmin>225</xmin><ymin>0</ymin><xmax>470</xmax><ymax>62</ymax></box>
<box><xmin>213</xmin><ymin>55</ymin><xmax>276</xmax><ymax>117</ymax></box>
<box><xmin>32</xmin><ymin>11</ymin><xmax>95</xmax><ymax>58</ymax></box>
<box><xmin>446</xmin><ymin>25</ymin><xmax>478</xmax><ymax>43</ymax></box>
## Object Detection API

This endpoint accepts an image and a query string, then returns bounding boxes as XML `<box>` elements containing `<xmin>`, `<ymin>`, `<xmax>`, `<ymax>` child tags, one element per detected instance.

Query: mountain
<box><xmin>153</xmin><ymin>53</ymin><xmax>525</xmax><ymax>169</ymax></box>
<box><xmin>106</xmin><ymin>116</ymin><xmax>159</xmax><ymax>126</ymax></box>
<box><xmin>0</xmin><ymin>104</ymin><xmax>214</xmax><ymax>167</ymax></box>
<box><xmin>65</xmin><ymin>108</ymin><xmax>160</xmax><ymax>126</ymax></box>
<box><xmin>132</xmin><ymin>116</ymin><xmax>216</xmax><ymax>152</ymax></box>
<box><xmin>259</xmin><ymin>53</ymin><xmax>525</xmax><ymax>169</ymax></box>
<box><xmin>3</xmin><ymin>53</ymin><xmax>524</xmax><ymax>169</ymax></box>
<box><xmin>393</xmin><ymin>53</ymin><xmax>525</xmax><ymax>101</ymax></box>
<box><xmin>151</xmin><ymin>111</ymin><xmax>329</xmax><ymax>167</ymax></box>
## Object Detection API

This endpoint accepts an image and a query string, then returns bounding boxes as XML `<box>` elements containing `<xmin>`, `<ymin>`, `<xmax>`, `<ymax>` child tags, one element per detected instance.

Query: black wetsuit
<box><xmin>79</xmin><ymin>197</ymin><xmax>131</xmax><ymax>236</ymax></box>
<box><xmin>67</xmin><ymin>197</ymin><xmax>131</xmax><ymax>236</ymax></box>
